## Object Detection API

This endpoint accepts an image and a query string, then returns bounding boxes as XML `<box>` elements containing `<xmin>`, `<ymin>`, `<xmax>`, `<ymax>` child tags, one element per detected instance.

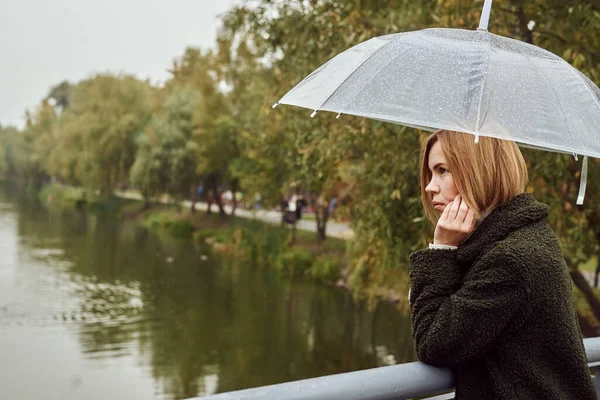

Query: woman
<box><xmin>409</xmin><ymin>130</ymin><xmax>597</xmax><ymax>399</ymax></box>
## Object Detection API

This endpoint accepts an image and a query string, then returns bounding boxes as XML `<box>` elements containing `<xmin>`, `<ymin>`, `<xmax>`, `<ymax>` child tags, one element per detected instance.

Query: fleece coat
<box><xmin>409</xmin><ymin>193</ymin><xmax>597</xmax><ymax>400</ymax></box>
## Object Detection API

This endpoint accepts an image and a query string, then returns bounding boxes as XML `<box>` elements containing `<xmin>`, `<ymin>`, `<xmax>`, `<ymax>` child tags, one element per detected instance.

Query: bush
<box><xmin>276</xmin><ymin>247</ymin><xmax>315</xmax><ymax>277</ymax></box>
<box><xmin>311</xmin><ymin>256</ymin><xmax>342</xmax><ymax>282</ymax></box>
<box><xmin>143</xmin><ymin>212</ymin><xmax>172</xmax><ymax>230</ymax></box>
<box><xmin>226</xmin><ymin>223</ymin><xmax>289</xmax><ymax>266</ymax></box>
<box><xmin>87</xmin><ymin>195</ymin><xmax>123</xmax><ymax>214</ymax></box>
<box><xmin>143</xmin><ymin>212</ymin><xmax>194</xmax><ymax>238</ymax></box>
<box><xmin>39</xmin><ymin>183</ymin><xmax>86</xmax><ymax>208</ymax></box>
<box><xmin>169</xmin><ymin>219</ymin><xmax>195</xmax><ymax>238</ymax></box>
<box><xmin>193</xmin><ymin>229</ymin><xmax>214</xmax><ymax>244</ymax></box>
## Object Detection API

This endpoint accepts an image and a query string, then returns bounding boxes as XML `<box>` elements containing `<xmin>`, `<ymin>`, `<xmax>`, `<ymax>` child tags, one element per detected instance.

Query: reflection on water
<box><xmin>0</xmin><ymin>188</ymin><xmax>415</xmax><ymax>400</ymax></box>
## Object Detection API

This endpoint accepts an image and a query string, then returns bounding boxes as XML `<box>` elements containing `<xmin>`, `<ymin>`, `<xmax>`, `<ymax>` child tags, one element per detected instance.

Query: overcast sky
<box><xmin>0</xmin><ymin>0</ymin><xmax>236</xmax><ymax>128</ymax></box>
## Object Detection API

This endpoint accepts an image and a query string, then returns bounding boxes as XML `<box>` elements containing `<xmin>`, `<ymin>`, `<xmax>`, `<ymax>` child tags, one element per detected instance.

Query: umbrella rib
<box><xmin>526</xmin><ymin>56</ymin><xmax>574</xmax><ymax>148</ymax></box>
<box><xmin>474</xmin><ymin>33</ymin><xmax>492</xmax><ymax>137</ymax></box>
<box><xmin>311</xmin><ymin>35</ymin><xmax>402</xmax><ymax>112</ymax></box>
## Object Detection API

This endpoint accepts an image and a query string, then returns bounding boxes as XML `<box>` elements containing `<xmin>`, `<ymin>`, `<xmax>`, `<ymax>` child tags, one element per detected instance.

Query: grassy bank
<box><xmin>139</xmin><ymin>204</ymin><xmax>347</xmax><ymax>284</ymax></box>
<box><xmin>39</xmin><ymin>183</ymin><xmax>348</xmax><ymax>286</ymax></box>
<box><xmin>119</xmin><ymin>199</ymin><xmax>411</xmax><ymax>305</ymax></box>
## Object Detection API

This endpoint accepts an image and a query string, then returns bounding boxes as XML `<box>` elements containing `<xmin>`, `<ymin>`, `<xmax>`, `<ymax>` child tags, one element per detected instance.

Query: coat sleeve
<box><xmin>409</xmin><ymin>246</ymin><xmax>527</xmax><ymax>367</ymax></box>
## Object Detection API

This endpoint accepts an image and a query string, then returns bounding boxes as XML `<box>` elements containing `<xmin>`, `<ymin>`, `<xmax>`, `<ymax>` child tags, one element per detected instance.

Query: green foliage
<box><xmin>86</xmin><ymin>195</ymin><xmax>124</xmax><ymax>214</ymax></box>
<box><xmin>193</xmin><ymin>229</ymin><xmax>226</xmax><ymax>245</ymax></box>
<box><xmin>49</xmin><ymin>74</ymin><xmax>153</xmax><ymax>194</ymax></box>
<box><xmin>229</xmin><ymin>222</ymin><xmax>289</xmax><ymax>266</ymax></box>
<box><xmin>20</xmin><ymin>100</ymin><xmax>57</xmax><ymax>184</ymax></box>
<box><xmin>276</xmin><ymin>247</ymin><xmax>315</xmax><ymax>277</ymax></box>
<box><xmin>0</xmin><ymin>126</ymin><xmax>27</xmax><ymax>179</ymax></box>
<box><xmin>130</xmin><ymin>86</ymin><xmax>200</xmax><ymax>201</ymax></box>
<box><xmin>39</xmin><ymin>183</ymin><xmax>86</xmax><ymax>208</ymax></box>
<box><xmin>46</xmin><ymin>81</ymin><xmax>73</xmax><ymax>111</ymax></box>
<box><xmin>144</xmin><ymin>212</ymin><xmax>173</xmax><ymax>230</ymax></box>
<box><xmin>143</xmin><ymin>211</ymin><xmax>195</xmax><ymax>238</ymax></box>
<box><xmin>310</xmin><ymin>256</ymin><xmax>342</xmax><ymax>282</ymax></box>
<box><xmin>169</xmin><ymin>219</ymin><xmax>195</xmax><ymax>238</ymax></box>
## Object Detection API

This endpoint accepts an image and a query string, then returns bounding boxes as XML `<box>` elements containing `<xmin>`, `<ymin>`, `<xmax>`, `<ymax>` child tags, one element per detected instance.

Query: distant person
<box><xmin>295</xmin><ymin>195</ymin><xmax>307</xmax><ymax>220</ymax></box>
<box><xmin>329</xmin><ymin>196</ymin><xmax>337</xmax><ymax>215</ymax></box>
<box><xmin>282</xmin><ymin>196</ymin><xmax>295</xmax><ymax>224</ymax></box>
<box><xmin>254</xmin><ymin>193</ymin><xmax>262</xmax><ymax>209</ymax></box>
<box><xmin>410</xmin><ymin>129</ymin><xmax>596</xmax><ymax>399</ymax></box>
<box><xmin>288</xmin><ymin>194</ymin><xmax>297</xmax><ymax>213</ymax></box>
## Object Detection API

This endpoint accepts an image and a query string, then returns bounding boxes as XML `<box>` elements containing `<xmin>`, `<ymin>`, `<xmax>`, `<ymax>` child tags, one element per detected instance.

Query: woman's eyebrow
<box><xmin>430</xmin><ymin>162</ymin><xmax>446</xmax><ymax>170</ymax></box>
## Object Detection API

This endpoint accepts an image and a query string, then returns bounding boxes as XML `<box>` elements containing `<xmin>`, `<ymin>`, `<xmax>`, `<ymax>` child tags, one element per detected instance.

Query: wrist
<box><xmin>429</xmin><ymin>242</ymin><xmax>458</xmax><ymax>250</ymax></box>
<box><xmin>433</xmin><ymin>239</ymin><xmax>459</xmax><ymax>247</ymax></box>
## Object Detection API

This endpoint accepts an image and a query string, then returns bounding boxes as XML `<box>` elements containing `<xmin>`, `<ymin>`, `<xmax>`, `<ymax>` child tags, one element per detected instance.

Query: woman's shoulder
<box><xmin>481</xmin><ymin>221</ymin><xmax>563</xmax><ymax>271</ymax></box>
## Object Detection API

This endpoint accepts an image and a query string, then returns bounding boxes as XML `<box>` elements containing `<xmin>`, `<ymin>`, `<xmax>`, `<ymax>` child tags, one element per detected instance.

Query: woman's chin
<box><xmin>433</xmin><ymin>204</ymin><xmax>446</xmax><ymax>213</ymax></box>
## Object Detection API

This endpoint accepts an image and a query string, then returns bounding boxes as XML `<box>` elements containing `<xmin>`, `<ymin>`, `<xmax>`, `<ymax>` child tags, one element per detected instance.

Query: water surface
<box><xmin>0</xmin><ymin>189</ymin><xmax>415</xmax><ymax>399</ymax></box>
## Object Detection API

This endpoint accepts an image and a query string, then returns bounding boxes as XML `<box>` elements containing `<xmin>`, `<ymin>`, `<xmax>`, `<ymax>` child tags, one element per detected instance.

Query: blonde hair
<box><xmin>420</xmin><ymin>130</ymin><xmax>528</xmax><ymax>223</ymax></box>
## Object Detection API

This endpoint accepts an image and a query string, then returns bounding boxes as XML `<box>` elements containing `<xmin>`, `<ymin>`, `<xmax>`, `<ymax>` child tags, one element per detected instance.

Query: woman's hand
<box><xmin>433</xmin><ymin>195</ymin><xmax>476</xmax><ymax>247</ymax></box>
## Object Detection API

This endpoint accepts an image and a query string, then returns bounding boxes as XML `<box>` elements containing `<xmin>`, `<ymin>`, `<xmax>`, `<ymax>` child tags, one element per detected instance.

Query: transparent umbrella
<box><xmin>273</xmin><ymin>0</ymin><xmax>600</xmax><ymax>203</ymax></box>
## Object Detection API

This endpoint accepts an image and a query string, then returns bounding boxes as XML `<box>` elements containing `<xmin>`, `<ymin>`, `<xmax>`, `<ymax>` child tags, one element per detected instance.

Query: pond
<box><xmin>0</xmin><ymin>187</ymin><xmax>415</xmax><ymax>399</ymax></box>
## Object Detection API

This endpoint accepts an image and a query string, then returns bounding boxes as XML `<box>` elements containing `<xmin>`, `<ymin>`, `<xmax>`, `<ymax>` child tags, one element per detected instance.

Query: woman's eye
<box><xmin>438</xmin><ymin>167</ymin><xmax>447</xmax><ymax>174</ymax></box>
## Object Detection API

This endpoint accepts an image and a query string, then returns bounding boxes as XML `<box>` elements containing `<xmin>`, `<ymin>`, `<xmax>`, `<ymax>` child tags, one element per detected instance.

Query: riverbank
<box><xmin>115</xmin><ymin>189</ymin><xmax>355</xmax><ymax>240</ymax></box>
<box><xmin>36</xmin><ymin>183</ymin><xmax>410</xmax><ymax>305</ymax></box>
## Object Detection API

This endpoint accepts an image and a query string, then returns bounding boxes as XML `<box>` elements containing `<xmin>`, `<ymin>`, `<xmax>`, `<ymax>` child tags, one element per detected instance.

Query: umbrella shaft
<box><xmin>478</xmin><ymin>0</ymin><xmax>493</xmax><ymax>31</ymax></box>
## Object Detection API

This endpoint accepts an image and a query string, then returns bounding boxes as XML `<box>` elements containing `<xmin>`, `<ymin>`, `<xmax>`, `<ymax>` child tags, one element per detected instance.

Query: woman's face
<box><xmin>425</xmin><ymin>141</ymin><xmax>459</xmax><ymax>215</ymax></box>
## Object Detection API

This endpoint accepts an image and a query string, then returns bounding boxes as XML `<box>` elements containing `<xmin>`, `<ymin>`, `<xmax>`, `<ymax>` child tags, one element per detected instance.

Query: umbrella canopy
<box><xmin>276</xmin><ymin>29</ymin><xmax>600</xmax><ymax>157</ymax></box>
<box><xmin>273</xmin><ymin>0</ymin><xmax>600</xmax><ymax>202</ymax></box>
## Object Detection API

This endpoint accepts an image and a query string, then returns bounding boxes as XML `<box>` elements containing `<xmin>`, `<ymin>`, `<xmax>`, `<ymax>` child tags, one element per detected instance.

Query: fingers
<box><xmin>448</xmin><ymin>195</ymin><xmax>461</xmax><ymax>221</ymax></box>
<box><xmin>464</xmin><ymin>208</ymin><xmax>476</xmax><ymax>230</ymax></box>
<box><xmin>441</xmin><ymin>199</ymin><xmax>451</xmax><ymax>221</ymax></box>
<box><xmin>434</xmin><ymin>196</ymin><xmax>477</xmax><ymax>247</ymax></box>
<box><xmin>457</xmin><ymin>196</ymin><xmax>468</xmax><ymax>222</ymax></box>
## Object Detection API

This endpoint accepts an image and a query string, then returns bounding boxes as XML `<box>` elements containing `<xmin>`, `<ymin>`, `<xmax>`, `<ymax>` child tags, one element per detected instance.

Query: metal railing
<box><xmin>191</xmin><ymin>337</ymin><xmax>600</xmax><ymax>400</ymax></box>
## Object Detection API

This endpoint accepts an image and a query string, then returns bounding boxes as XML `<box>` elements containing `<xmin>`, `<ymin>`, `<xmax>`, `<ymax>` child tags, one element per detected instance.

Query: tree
<box><xmin>167</xmin><ymin>48</ymin><xmax>234</xmax><ymax>216</ymax></box>
<box><xmin>131</xmin><ymin>87</ymin><xmax>201</xmax><ymax>209</ymax></box>
<box><xmin>53</xmin><ymin>74</ymin><xmax>153</xmax><ymax>195</ymax></box>
<box><xmin>0</xmin><ymin>125</ymin><xmax>28</xmax><ymax>181</ymax></box>
<box><xmin>20</xmin><ymin>100</ymin><xmax>58</xmax><ymax>185</ymax></box>
<box><xmin>219</xmin><ymin>0</ymin><xmax>435</xmax><ymax>295</ymax></box>
<box><xmin>47</xmin><ymin>80</ymin><xmax>73</xmax><ymax>112</ymax></box>
<box><xmin>214</xmin><ymin>35</ymin><xmax>295</xmax><ymax>219</ymax></box>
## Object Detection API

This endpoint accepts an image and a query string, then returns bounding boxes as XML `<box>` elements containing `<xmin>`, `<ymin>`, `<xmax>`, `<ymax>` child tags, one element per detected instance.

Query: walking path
<box><xmin>116</xmin><ymin>191</ymin><xmax>354</xmax><ymax>240</ymax></box>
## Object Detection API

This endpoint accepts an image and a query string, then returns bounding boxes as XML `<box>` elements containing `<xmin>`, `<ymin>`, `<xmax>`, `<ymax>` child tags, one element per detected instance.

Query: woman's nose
<box><xmin>425</xmin><ymin>179</ymin><xmax>439</xmax><ymax>194</ymax></box>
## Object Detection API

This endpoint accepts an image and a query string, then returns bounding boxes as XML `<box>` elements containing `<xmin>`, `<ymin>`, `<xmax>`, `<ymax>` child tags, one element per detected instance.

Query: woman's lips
<box><xmin>433</xmin><ymin>203</ymin><xmax>445</xmax><ymax>211</ymax></box>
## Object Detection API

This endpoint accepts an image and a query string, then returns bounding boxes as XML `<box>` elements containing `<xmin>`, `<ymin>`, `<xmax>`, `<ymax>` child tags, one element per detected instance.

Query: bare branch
<box><xmin>535</xmin><ymin>29</ymin><xmax>568</xmax><ymax>45</ymax></box>
<box><xmin>497</xmin><ymin>6</ymin><xmax>519</xmax><ymax>16</ymax></box>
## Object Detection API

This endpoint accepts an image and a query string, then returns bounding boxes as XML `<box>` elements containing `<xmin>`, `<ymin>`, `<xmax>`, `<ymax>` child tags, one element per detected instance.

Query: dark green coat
<box><xmin>409</xmin><ymin>193</ymin><xmax>597</xmax><ymax>399</ymax></box>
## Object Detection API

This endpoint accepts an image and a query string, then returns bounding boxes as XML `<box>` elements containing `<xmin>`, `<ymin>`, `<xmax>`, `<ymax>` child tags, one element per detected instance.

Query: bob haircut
<box><xmin>420</xmin><ymin>130</ymin><xmax>528</xmax><ymax>223</ymax></box>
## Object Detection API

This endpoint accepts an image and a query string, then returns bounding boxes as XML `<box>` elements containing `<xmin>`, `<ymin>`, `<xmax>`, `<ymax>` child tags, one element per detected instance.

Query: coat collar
<box><xmin>457</xmin><ymin>193</ymin><xmax>549</xmax><ymax>264</ymax></box>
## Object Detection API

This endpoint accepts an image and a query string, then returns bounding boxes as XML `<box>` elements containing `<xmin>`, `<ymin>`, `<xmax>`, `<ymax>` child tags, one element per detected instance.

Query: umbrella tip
<box><xmin>310</xmin><ymin>110</ymin><xmax>318</xmax><ymax>118</ymax></box>
<box><xmin>474</xmin><ymin>133</ymin><xmax>480</xmax><ymax>144</ymax></box>
<box><xmin>478</xmin><ymin>0</ymin><xmax>493</xmax><ymax>31</ymax></box>
<box><xmin>336</xmin><ymin>113</ymin><xmax>342</xmax><ymax>119</ymax></box>
<box><xmin>272</xmin><ymin>102</ymin><xmax>279</xmax><ymax>109</ymax></box>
